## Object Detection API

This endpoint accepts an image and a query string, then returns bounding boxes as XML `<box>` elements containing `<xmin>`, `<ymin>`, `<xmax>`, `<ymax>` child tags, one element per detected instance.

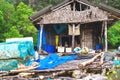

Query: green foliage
<box><xmin>5</xmin><ymin>0</ymin><xmax>29</xmax><ymax>9</ymax></box>
<box><xmin>107</xmin><ymin>0</ymin><xmax>120</xmax><ymax>9</ymax></box>
<box><xmin>12</xmin><ymin>2</ymin><xmax>37</xmax><ymax>45</ymax></box>
<box><xmin>0</xmin><ymin>0</ymin><xmax>15</xmax><ymax>41</ymax></box>
<box><xmin>0</xmin><ymin>11</ymin><xmax>3</xmax><ymax>27</ymax></box>
<box><xmin>108</xmin><ymin>21</ymin><xmax>120</xmax><ymax>46</ymax></box>
<box><xmin>4</xmin><ymin>26</ymin><xmax>23</xmax><ymax>38</ymax></box>
<box><xmin>88</xmin><ymin>0</ymin><xmax>101</xmax><ymax>6</ymax></box>
<box><xmin>5</xmin><ymin>0</ymin><xmax>64</xmax><ymax>11</ymax></box>
<box><xmin>35</xmin><ymin>0</ymin><xmax>63</xmax><ymax>11</ymax></box>
<box><xmin>0</xmin><ymin>0</ymin><xmax>37</xmax><ymax>45</ymax></box>
<box><xmin>88</xmin><ymin>0</ymin><xmax>120</xmax><ymax>10</ymax></box>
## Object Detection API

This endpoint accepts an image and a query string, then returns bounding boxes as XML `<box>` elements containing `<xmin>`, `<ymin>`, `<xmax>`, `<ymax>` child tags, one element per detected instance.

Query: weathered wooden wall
<box><xmin>42</xmin><ymin>5</ymin><xmax>108</xmax><ymax>24</ymax></box>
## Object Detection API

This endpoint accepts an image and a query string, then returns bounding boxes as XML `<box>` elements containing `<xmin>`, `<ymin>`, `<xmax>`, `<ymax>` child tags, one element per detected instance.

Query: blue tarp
<box><xmin>35</xmin><ymin>54</ymin><xmax>77</xmax><ymax>70</ymax></box>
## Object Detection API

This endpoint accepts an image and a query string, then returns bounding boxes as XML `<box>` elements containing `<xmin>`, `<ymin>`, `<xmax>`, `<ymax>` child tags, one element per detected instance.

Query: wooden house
<box><xmin>29</xmin><ymin>0</ymin><xmax>120</xmax><ymax>53</ymax></box>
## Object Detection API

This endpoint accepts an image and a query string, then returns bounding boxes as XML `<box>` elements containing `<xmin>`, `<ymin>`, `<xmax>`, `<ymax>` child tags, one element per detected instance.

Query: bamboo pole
<box><xmin>104</xmin><ymin>21</ymin><xmax>108</xmax><ymax>52</ymax></box>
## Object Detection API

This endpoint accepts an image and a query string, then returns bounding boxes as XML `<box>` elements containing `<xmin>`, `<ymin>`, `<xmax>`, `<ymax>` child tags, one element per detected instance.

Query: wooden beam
<box><xmin>31</xmin><ymin>16</ymin><xmax>43</xmax><ymax>22</ymax></box>
<box><xmin>104</xmin><ymin>21</ymin><xmax>108</xmax><ymax>52</ymax></box>
<box><xmin>110</xmin><ymin>14</ymin><xmax>120</xmax><ymax>20</ymax></box>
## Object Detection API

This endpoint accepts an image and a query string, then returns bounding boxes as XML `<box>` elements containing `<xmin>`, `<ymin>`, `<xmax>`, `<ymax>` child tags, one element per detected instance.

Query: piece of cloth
<box><xmin>55</xmin><ymin>35</ymin><xmax>59</xmax><ymax>49</ymax></box>
<box><xmin>53</xmin><ymin>24</ymin><xmax>67</xmax><ymax>34</ymax></box>
<box><xmin>68</xmin><ymin>24</ymin><xmax>80</xmax><ymax>35</ymax></box>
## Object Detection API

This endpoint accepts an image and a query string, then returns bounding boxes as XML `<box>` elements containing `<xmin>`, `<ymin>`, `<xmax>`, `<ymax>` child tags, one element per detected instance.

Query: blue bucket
<box><xmin>42</xmin><ymin>45</ymin><xmax>55</xmax><ymax>53</ymax></box>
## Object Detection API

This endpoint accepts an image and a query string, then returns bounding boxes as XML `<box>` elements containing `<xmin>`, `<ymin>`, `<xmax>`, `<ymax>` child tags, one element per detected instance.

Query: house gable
<box><xmin>42</xmin><ymin>0</ymin><xmax>108</xmax><ymax>24</ymax></box>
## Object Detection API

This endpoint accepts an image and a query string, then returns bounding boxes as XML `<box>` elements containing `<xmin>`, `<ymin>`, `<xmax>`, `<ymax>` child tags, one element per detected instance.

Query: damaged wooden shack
<box><xmin>27</xmin><ymin>0</ymin><xmax>120</xmax><ymax>79</ymax></box>
<box><xmin>1</xmin><ymin>0</ymin><xmax>120</xmax><ymax>80</ymax></box>
<box><xmin>29</xmin><ymin>0</ymin><xmax>120</xmax><ymax>53</ymax></box>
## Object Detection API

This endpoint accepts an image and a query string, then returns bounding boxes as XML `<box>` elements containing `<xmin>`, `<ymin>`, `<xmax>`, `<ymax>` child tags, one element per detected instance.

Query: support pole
<box><xmin>39</xmin><ymin>24</ymin><xmax>43</xmax><ymax>53</ymax></box>
<box><xmin>104</xmin><ymin>21</ymin><xmax>108</xmax><ymax>52</ymax></box>
<box><xmin>72</xmin><ymin>24</ymin><xmax>75</xmax><ymax>49</ymax></box>
<box><xmin>72</xmin><ymin>1</ymin><xmax>76</xmax><ymax>49</ymax></box>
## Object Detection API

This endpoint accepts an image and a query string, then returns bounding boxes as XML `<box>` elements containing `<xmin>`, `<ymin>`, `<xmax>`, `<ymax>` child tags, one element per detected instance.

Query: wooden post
<box><xmin>72</xmin><ymin>24</ymin><xmax>75</xmax><ymax>49</ymax></box>
<box><xmin>104</xmin><ymin>21</ymin><xmax>108</xmax><ymax>52</ymax></box>
<box><xmin>39</xmin><ymin>24</ymin><xmax>43</xmax><ymax>53</ymax></box>
<box><xmin>72</xmin><ymin>2</ymin><xmax>76</xmax><ymax>49</ymax></box>
<box><xmin>80</xmin><ymin>3</ymin><xmax>82</xmax><ymax>11</ymax></box>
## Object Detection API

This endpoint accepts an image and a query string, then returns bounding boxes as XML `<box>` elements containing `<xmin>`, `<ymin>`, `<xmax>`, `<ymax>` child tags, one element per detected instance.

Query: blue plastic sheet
<box><xmin>36</xmin><ymin>54</ymin><xmax>77</xmax><ymax>70</ymax></box>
